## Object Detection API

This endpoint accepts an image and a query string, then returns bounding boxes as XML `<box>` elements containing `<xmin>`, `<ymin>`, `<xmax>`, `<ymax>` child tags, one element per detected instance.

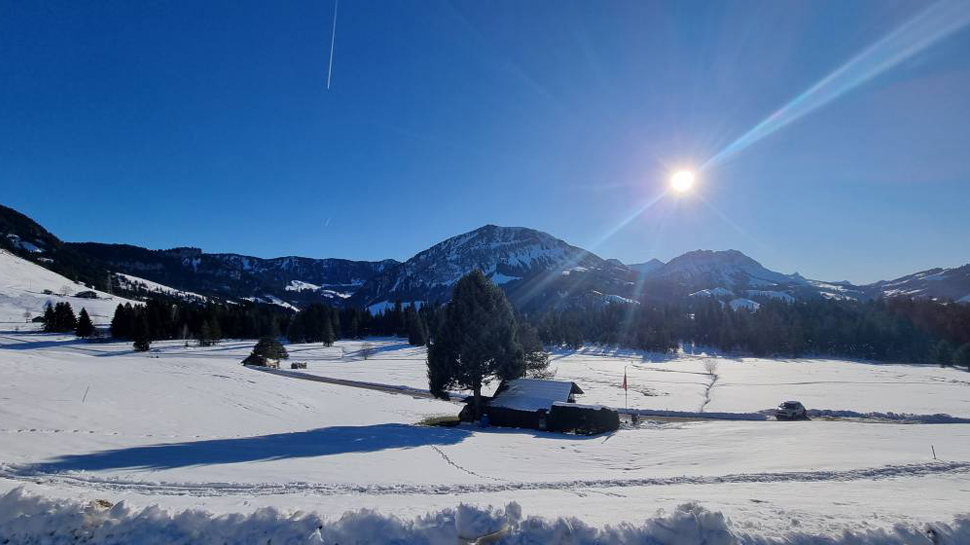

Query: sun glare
<box><xmin>670</xmin><ymin>170</ymin><xmax>696</xmax><ymax>193</ymax></box>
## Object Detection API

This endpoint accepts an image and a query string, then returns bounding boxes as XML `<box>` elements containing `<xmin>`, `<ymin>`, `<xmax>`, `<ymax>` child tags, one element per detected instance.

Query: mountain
<box><xmin>348</xmin><ymin>225</ymin><xmax>637</xmax><ymax>312</ymax></box>
<box><xmin>637</xmin><ymin>249</ymin><xmax>868</xmax><ymax>302</ymax></box>
<box><xmin>0</xmin><ymin>204</ymin><xmax>111</xmax><ymax>291</ymax></box>
<box><xmin>4</xmin><ymin>203</ymin><xmax>967</xmax><ymax>312</ymax></box>
<box><xmin>870</xmin><ymin>264</ymin><xmax>970</xmax><ymax>303</ymax></box>
<box><xmin>67</xmin><ymin>242</ymin><xmax>398</xmax><ymax>310</ymax></box>
<box><xmin>628</xmin><ymin>258</ymin><xmax>664</xmax><ymax>274</ymax></box>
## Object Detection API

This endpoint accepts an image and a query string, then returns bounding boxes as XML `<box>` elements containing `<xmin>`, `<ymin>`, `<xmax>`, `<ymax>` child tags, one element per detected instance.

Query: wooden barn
<box><xmin>463</xmin><ymin>378</ymin><xmax>619</xmax><ymax>435</ymax></box>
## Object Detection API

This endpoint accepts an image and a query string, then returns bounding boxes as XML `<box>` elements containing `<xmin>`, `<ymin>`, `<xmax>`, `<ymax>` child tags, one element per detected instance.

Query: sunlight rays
<box><xmin>701</xmin><ymin>0</ymin><xmax>970</xmax><ymax>170</ymax></box>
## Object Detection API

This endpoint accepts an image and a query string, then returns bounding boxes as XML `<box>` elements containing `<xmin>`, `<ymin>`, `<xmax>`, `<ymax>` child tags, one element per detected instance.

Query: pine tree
<box><xmin>286</xmin><ymin>316</ymin><xmax>306</xmax><ymax>344</ymax></box>
<box><xmin>75</xmin><ymin>308</ymin><xmax>95</xmax><ymax>338</ymax></box>
<box><xmin>406</xmin><ymin>305</ymin><xmax>428</xmax><ymax>346</ymax></box>
<box><xmin>930</xmin><ymin>339</ymin><xmax>954</xmax><ymax>366</ymax></box>
<box><xmin>516</xmin><ymin>322</ymin><xmax>550</xmax><ymax>377</ymax></box>
<box><xmin>50</xmin><ymin>302</ymin><xmax>77</xmax><ymax>333</ymax></box>
<box><xmin>242</xmin><ymin>337</ymin><xmax>289</xmax><ymax>366</ymax></box>
<box><xmin>953</xmin><ymin>343</ymin><xmax>970</xmax><ymax>371</ymax></box>
<box><xmin>427</xmin><ymin>270</ymin><xmax>524</xmax><ymax>417</ymax></box>
<box><xmin>110</xmin><ymin>303</ymin><xmax>130</xmax><ymax>339</ymax></box>
<box><xmin>322</xmin><ymin>313</ymin><xmax>336</xmax><ymax>347</ymax></box>
<box><xmin>42</xmin><ymin>303</ymin><xmax>56</xmax><ymax>332</ymax></box>
<box><xmin>132</xmin><ymin>312</ymin><xmax>151</xmax><ymax>352</ymax></box>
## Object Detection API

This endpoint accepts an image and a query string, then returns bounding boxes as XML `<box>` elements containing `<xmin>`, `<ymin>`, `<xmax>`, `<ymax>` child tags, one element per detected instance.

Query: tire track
<box><xmin>2</xmin><ymin>461</ymin><xmax>966</xmax><ymax>498</ymax></box>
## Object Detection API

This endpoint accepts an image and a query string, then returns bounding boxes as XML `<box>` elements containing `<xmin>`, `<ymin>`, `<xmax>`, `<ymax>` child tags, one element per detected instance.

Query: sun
<box><xmin>670</xmin><ymin>170</ymin><xmax>696</xmax><ymax>193</ymax></box>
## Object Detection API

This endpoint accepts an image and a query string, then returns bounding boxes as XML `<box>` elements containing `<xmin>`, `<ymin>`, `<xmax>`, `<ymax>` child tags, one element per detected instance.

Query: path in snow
<box><xmin>2</xmin><ymin>461</ymin><xmax>967</xmax><ymax>498</ymax></box>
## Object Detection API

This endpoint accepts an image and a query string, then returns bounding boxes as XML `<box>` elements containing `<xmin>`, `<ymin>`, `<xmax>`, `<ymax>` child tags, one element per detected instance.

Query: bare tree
<box><xmin>23</xmin><ymin>309</ymin><xmax>31</xmax><ymax>323</ymax></box>
<box><xmin>703</xmin><ymin>360</ymin><xmax>719</xmax><ymax>376</ymax></box>
<box><xmin>60</xmin><ymin>285</ymin><xmax>71</xmax><ymax>297</ymax></box>
<box><xmin>360</xmin><ymin>342</ymin><xmax>375</xmax><ymax>361</ymax></box>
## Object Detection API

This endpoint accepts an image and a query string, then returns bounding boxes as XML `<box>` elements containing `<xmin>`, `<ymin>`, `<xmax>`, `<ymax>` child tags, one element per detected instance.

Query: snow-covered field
<box><xmin>1</xmin><ymin>331</ymin><xmax>969</xmax><ymax>542</ymax></box>
<box><xmin>2</xmin><ymin>250</ymin><xmax>970</xmax><ymax>542</ymax></box>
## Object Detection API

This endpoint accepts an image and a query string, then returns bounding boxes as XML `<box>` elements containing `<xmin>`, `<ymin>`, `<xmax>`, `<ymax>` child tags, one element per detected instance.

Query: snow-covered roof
<box><xmin>489</xmin><ymin>379</ymin><xmax>583</xmax><ymax>412</ymax></box>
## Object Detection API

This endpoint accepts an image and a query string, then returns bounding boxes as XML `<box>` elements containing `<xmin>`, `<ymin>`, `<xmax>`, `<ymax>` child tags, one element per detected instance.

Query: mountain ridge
<box><xmin>2</xmin><ymin>204</ymin><xmax>967</xmax><ymax>310</ymax></box>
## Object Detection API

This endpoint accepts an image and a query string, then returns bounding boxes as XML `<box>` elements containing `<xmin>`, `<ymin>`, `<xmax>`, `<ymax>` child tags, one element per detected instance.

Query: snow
<box><xmin>4</xmin><ymin>234</ymin><xmax>44</xmax><ymax>253</ymax></box>
<box><xmin>746</xmin><ymin>290</ymin><xmax>795</xmax><ymax>302</ymax></box>
<box><xmin>560</xmin><ymin>266</ymin><xmax>588</xmax><ymax>276</ymax></box>
<box><xmin>0</xmin><ymin>249</ymin><xmax>139</xmax><ymax>325</ymax></box>
<box><xmin>114</xmin><ymin>273</ymin><xmax>209</xmax><ymax>304</ymax></box>
<box><xmin>488</xmin><ymin>272</ymin><xmax>522</xmax><ymax>285</ymax></box>
<box><xmin>284</xmin><ymin>279</ymin><xmax>321</xmax><ymax>292</ymax></box>
<box><xmin>242</xmin><ymin>295</ymin><xmax>300</xmax><ymax>312</ymax></box>
<box><xmin>689</xmin><ymin>287</ymin><xmax>734</xmax><ymax>298</ymax></box>
<box><xmin>5</xmin><ymin>489</ymin><xmax>967</xmax><ymax>545</ymax></box>
<box><xmin>368</xmin><ymin>300</ymin><xmax>423</xmax><ymax>314</ymax></box>
<box><xmin>729</xmin><ymin>297</ymin><xmax>760</xmax><ymax>311</ymax></box>
<box><xmin>957</xmin><ymin>294</ymin><xmax>970</xmax><ymax>303</ymax></box>
<box><xmin>1</xmin><ymin>334</ymin><xmax>969</xmax><ymax>540</ymax></box>
<box><xmin>489</xmin><ymin>379</ymin><xmax>578</xmax><ymax>411</ymax></box>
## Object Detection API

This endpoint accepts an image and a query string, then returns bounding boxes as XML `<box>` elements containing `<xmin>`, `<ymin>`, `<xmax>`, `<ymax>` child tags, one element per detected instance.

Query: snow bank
<box><xmin>802</xmin><ymin>409</ymin><xmax>970</xmax><ymax>424</ymax></box>
<box><xmin>1</xmin><ymin>488</ymin><xmax>966</xmax><ymax>544</ymax></box>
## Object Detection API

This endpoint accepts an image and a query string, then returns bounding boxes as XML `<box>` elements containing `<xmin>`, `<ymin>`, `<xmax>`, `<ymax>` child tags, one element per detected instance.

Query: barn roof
<box><xmin>489</xmin><ymin>378</ymin><xmax>584</xmax><ymax>412</ymax></box>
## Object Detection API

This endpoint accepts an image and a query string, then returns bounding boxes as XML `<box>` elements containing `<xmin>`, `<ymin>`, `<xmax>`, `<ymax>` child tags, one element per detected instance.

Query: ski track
<box><xmin>1</xmin><ymin>461</ymin><xmax>967</xmax><ymax>499</ymax></box>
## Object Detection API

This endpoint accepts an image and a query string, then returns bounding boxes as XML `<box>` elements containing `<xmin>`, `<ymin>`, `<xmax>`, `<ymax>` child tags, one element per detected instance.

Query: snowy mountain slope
<box><xmin>869</xmin><ymin>263</ymin><xmax>970</xmax><ymax>303</ymax></box>
<box><xmin>627</xmin><ymin>258</ymin><xmax>664</xmax><ymax>274</ymax></box>
<box><xmin>0</xmin><ymin>204</ymin><xmax>112</xmax><ymax>291</ymax></box>
<box><xmin>636</xmin><ymin>249</ymin><xmax>869</xmax><ymax>303</ymax></box>
<box><xmin>114</xmin><ymin>273</ymin><xmax>210</xmax><ymax>305</ymax></box>
<box><xmin>0</xmin><ymin>249</ymin><xmax>138</xmax><ymax>325</ymax></box>
<box><xmin>69</xmin><ymin>242</ymin><xmax>397</xmax><ymax>308</ymax></box>
<box><xmin>647</xmin><ymin>250</ymin><xmax>796</xmax><ymax>287</ymax></box>
<box><xmin>348</xmin><ymin>225</ymin><xmax>637</xmax><ymax>310</ymax></box>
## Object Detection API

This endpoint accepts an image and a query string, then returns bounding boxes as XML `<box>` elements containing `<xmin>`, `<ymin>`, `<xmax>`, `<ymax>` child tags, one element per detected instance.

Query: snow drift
<box><xmin>1</xmin><ymin>487</ymin><xmax>967</xmax><ymax>545</ymax></box>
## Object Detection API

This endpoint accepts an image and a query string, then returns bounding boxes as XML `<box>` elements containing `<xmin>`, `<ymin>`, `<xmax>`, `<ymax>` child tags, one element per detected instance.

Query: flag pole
<box><xmin>624</xmin><ymin>365</ymin><xmax>628</xmax><ymax>410</ymax></box>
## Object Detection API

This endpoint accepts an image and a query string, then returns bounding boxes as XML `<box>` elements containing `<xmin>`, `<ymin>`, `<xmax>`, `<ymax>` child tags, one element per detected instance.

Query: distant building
<box><xmin>462</xmin><ymin>378</ymin><xmax>619</xmax><ymax>435</ymax></box>
<box><xmin>75</xmin><ymin>290</ymin><xmax>98</xmax><ymax>299</ymax></box>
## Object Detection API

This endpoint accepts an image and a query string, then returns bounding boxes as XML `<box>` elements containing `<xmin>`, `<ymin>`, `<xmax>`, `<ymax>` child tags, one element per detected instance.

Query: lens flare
<box><xmin>702</xmin><ymin>0</ymin><xmax>970</xmax><ymax>170</ymax></box>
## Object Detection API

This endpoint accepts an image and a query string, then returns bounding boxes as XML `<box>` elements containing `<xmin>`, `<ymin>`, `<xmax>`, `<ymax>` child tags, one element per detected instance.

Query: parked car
<box><xmin>776</xmin><ymin>401</ymin><xmax>808</xmax><ymax>420</ymax></box>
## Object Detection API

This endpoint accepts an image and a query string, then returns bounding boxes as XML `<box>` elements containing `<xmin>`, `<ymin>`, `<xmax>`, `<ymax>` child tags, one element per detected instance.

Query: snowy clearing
<box><xmin>0</xmin><ymin>333</ymin><xmax>968</xmax><ymax>541</ymax></box>
<box><xmin>0</xmin><ymin>250</ymin><xmax>138</xmax><ymax>325</ymax></box>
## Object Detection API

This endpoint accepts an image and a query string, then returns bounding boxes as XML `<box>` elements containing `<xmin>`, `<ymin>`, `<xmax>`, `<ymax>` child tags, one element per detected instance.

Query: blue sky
<box><xmin>1</xmin><ymin>0</ymin><xmax>968</xmax><ymax>284</ymax></box>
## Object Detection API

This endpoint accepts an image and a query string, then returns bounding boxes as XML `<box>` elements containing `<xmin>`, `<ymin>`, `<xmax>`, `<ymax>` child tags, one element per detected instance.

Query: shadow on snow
<box><xmin>28</xmin><ymin>424</ymin><xmax>470</xmax><ymax>473</ymax></box>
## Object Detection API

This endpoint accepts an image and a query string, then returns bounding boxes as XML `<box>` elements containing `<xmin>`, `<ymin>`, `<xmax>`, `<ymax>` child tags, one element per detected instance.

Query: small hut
<box><xmin>463</xmin><ymin>378</ymin><xmax>619</xmax><ymax>435</ymax></box>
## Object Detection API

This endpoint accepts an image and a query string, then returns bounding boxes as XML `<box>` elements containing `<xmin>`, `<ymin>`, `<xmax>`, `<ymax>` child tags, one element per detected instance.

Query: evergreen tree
<box><xmin>42</xmin><ymin>303</ymin><xmax>56</xmax><ymax>331</ymax></box>
<box><xmin>286</xmin><ymin>316</ymin><xmax>306</xmax><ymax>344</ymax></box>
<box><xmin>242</xmin><ymin>337</ymin><xmax>289</xmax><ymax>366</ymax></box>
<box><xmin>322</xmin><ymin>313</ymin><xmax>336</xmax><ymax>347</ymax></box>
<box><xmin>427</xmin><ymin>270</ymin><xmax>524</xmax><ymax>417</ymax></box>
<box><xmin>110</xmin><ymin>304</ymin><xmax>130</xmax><ymax>339</ymax></box>
<box><xmin>516</xmin><ymin>322</ymin><xmax>550</xmax><ymax>377</ymax></box>
<box><xmin>75</xmin><ymin>308</ymin><xmax>96</xmax><ymax>338</ymax></box>
<box><xmin>406</xmin><ymin>305</ymin><xmax>428</xmax><ymax>346</ymax></box>
<box><xmin>953</xmin><ymin>343</ymin><xmax>970</xmax><ymax>371</ymax></box>
<box><xmin>132</xmin><ymin>312</ymin><xmax>151</xmax><ymax>352</ymax></box>
<box><xmin>930</xmin><ymin>339</ymin><xmax>954</xmax><ymax>366</ymax></box>
<box><xmin>46</xmin><ymin>302</ymin><xmax>77</xmax><ymax>333</ymax></box>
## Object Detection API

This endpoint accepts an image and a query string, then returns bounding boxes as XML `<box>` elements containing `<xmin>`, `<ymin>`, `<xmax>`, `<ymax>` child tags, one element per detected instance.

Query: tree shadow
<box><xmin>26</xmin><ymin>424</ymin><xmax>470</xmax><ymax>473</ymax></box>
<box><xmin>0</xmin><ymin>336</ymin><xmax>88</xmax><ymax>350</ymax></box>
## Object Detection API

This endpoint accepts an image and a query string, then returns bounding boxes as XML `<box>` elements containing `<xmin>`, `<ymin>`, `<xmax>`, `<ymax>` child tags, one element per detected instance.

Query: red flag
<box><xmin>622</xmin><ymin>369</ymin><xmax>628</xmax><ymax>391</ymax></box>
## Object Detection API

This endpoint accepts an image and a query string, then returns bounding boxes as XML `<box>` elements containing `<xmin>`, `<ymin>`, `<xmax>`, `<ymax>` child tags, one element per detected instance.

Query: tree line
<box><xmin>41</xmin><ymin>301</ymin><xmax>95</xmax><ymax>338</ymax></box>
<box><xmin>523</xmin><ymin>296</ymin><xmax>970</xmax><ymax>368</ymax></box>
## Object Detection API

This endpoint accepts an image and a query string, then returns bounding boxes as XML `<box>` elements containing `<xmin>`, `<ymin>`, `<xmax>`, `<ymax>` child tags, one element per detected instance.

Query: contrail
<box><xmin>702</xmin><ymin>0</ymin><xmax>970</xmax><ymax>170</ymax></box>
<box><xmin>326</xmin><ymin>0</ymin><xmax>339</xmax><ymax>90</ymax></box>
